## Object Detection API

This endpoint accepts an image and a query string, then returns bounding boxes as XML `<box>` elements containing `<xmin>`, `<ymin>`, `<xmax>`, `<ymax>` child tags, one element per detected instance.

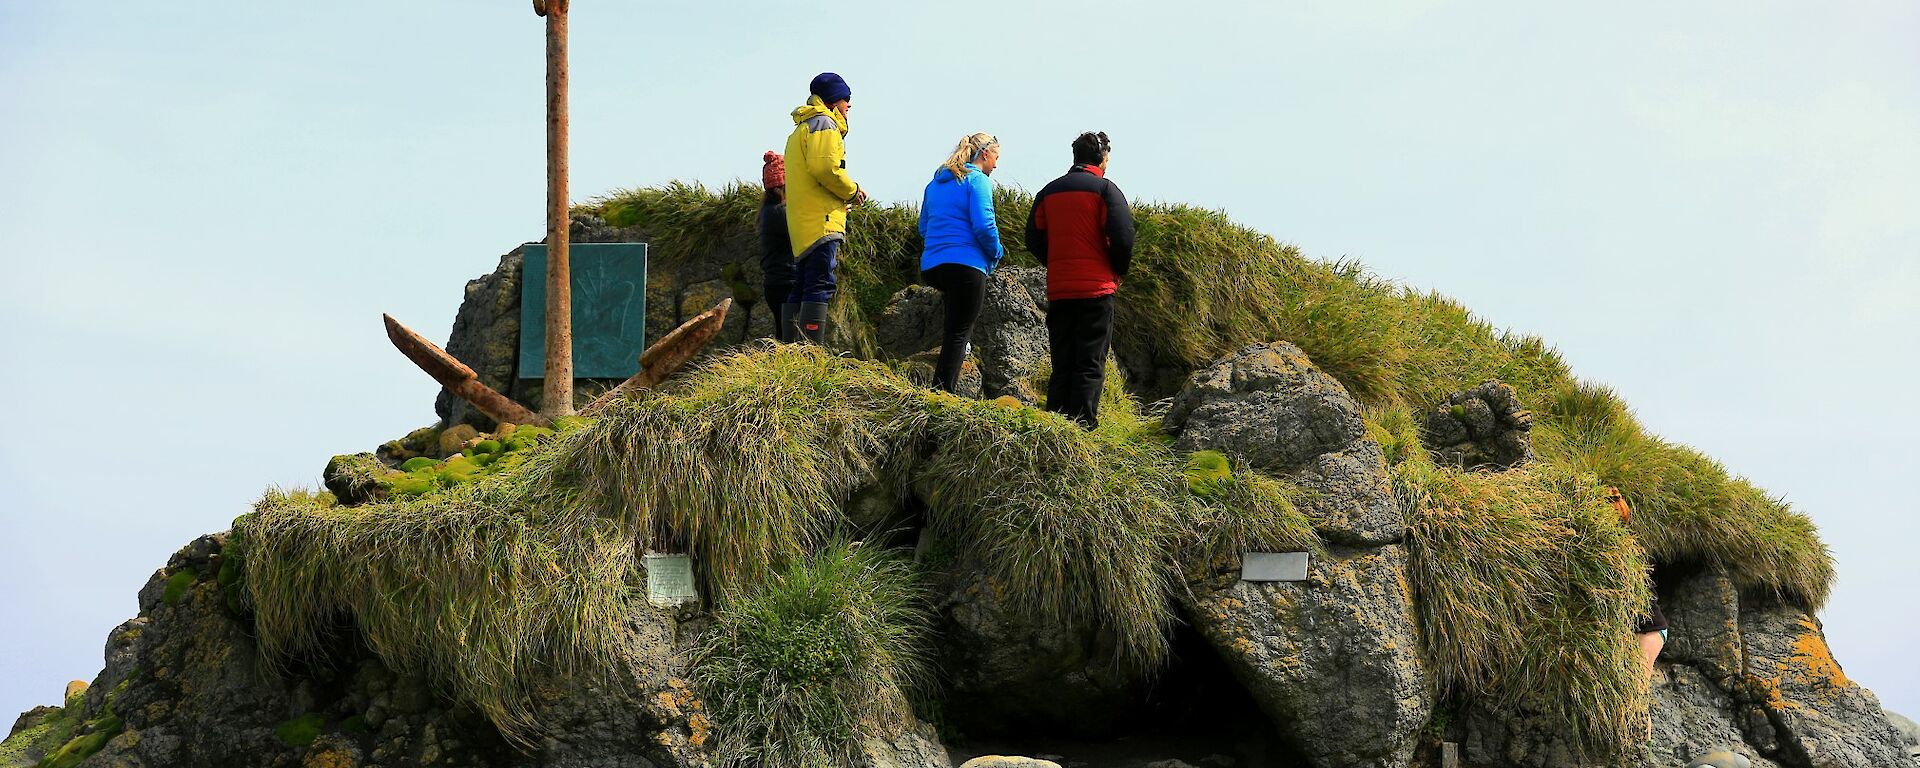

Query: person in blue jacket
<box><xmin>916</xmin><ymin>133</ymin><xmax>1003</xmax><ymax>393</ymax></box>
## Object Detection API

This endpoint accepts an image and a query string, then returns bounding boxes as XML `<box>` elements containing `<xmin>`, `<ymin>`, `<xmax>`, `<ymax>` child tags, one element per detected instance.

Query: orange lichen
<box><xmin>1782</xmin><ymin>630</ymin><xmax>1849</xmax><ymax>694</ymax></box>
<box><xmin>687</xmin><ymin>713</ymin><xmax>713</xmax><ymax>747</ymax></box>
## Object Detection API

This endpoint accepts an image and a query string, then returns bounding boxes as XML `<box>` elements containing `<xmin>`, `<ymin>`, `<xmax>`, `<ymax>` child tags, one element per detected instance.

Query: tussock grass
<box><xmin>695</xmin><ymin>544</ymin><xmax>931</xmax><ymax>768</ymax></box>
<box><xmin>243</xmin><ymin>345</ymin><xmax>1308</xmax><ymax>744</ymax></box>
<box><xmin>1392</xmin><ymin>431</ymin><xmax>1652</xmax><ymax>757</ymax></box>
<box><xmin>1533</xmin><ymin>381</ymin><xmax>1833</xmax><ymax>606</ymax></box>
<box><xmin>562</xmin><ymin>348</ymin><xmax>928</xmax><ymax>596</ymax></box>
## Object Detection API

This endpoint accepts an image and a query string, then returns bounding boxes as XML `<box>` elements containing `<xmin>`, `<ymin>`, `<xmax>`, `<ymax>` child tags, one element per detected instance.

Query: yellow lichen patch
<box><xmin>302</xmin><ymin>747</ymin><xmax>358</xmax><ymax>768</ymax></box>
<box><xmin>1231</xmin><ymin>637</ymin><xmax>1257</xmax><ymax>655</ymax></box>
<box><xmin>655</xmin><ymin>690</ymin><xmax>682</xmax><ymax>716</ymax></box>
<box><xmin>1779</xmin><ymin>629</ymin><xmax>1850</xmax><ymax>703</ymax></box>
<box><xmin>687</xmin><ymin>712</ymin><xmax>713</xmax><ymax>747</ymax></box>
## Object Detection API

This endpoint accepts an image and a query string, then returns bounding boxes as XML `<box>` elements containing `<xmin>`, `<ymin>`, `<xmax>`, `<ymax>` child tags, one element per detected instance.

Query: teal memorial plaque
<box><xmin>519</xmin><ymin>242</ymin><xmax>649</xmax><ymax>379</ymax></box>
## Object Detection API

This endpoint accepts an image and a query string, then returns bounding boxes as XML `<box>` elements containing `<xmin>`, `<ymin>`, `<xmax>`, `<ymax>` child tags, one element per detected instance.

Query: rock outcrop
<box><xmin>1461</xmin><ymin>554</ymin><xmax>1918</xmax><ymax>768</ymax></box>
<box><xmin>1419</xmin><ymin>380</ymin><xmax>1533</xmax><ymax>471</ymax></box>
<box><xmin>1166</xmin><ymin>342</ymin><xmax>1432</xmax><ymax>768</ymax></box>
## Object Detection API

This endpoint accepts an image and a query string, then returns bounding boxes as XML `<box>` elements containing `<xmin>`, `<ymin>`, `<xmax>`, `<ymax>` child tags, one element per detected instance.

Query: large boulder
<box><xmin>876</xmin><ymin>267</ymin><xmax>1050</xmax><ymax>402</ymax></box>
<box><xmin>1182</xmin><ymin>545</ymin><xmax>1430</xmax><ymax>768</ymax></box>
<box><xmin>1165</xmin><ymin>341</ymin><xmax>1402</xmax><ymax>546</ymax></box>
<box><xmin>1165</xmin><ymin>341</ymin><xmax>1430</xmax><ymax>768</ymax></box>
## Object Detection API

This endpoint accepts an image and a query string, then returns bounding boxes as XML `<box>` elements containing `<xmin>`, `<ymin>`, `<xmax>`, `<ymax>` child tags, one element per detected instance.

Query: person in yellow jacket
<box><xmin>781</xmin><ymin>72</ymin><xmax>867</xmax><ymax>344</ymax></box>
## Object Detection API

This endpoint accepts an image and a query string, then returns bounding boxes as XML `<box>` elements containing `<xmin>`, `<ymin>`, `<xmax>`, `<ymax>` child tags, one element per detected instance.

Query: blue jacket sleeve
<box><xmin>970</xmin><ymin>174</ymin><xmax>1004</xmax><ymax>269</ymax></box>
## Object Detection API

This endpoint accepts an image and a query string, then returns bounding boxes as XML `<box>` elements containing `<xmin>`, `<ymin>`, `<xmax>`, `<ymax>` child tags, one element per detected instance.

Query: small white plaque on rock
<box><xmin>644</xmin><ymin>552</ymin><xmax>699</xmax><ymax>606</ymax></box>
<box><xmin>1241</xmin><ymin>551</ymin><xmax>1310</xmax><ymax>582</ymax></box>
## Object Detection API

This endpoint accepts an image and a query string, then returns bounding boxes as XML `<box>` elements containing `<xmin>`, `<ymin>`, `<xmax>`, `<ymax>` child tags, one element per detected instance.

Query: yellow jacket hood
<box><xmin>791</xmin><ymin>96</ymin><xmax>848</xmax><ymax>136</ymax></box>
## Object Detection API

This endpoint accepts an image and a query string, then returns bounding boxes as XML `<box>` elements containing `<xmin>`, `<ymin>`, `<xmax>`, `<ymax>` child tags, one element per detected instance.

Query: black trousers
<box><xmin>1046</xmin><ymin>295</ymin><xmax>1114</xmax><ymax>428</ymax></box>
<box><xmin>921</xmin><ymin>263</ymin><xmax>987</xmax><ymax>393</ymax></box>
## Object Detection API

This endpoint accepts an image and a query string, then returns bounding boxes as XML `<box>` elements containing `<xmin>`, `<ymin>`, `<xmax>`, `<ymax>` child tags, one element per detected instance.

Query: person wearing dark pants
<box><xmin>1025</xmin><ymin>131</ymin><xmax>1134</xmax><ymax>428</ymax></box>
<box><xmin>782</xmin><ymin>72</ymin><xmax>866</xmax><ymax>344</ymax></box>
<box><xmin>916</xmin><ymin>132</ymin><xmax>1004</xmax><ymax>392</ymax></box>
<box><xmin>758</xmin><ymin>151</ymin><xmax>796</xmax><ymax>342</ymax></box>
<box><xmin>1045</xmin><ymin>295</ymin><xmax>1114</xmax><ymax>424</ymax></box>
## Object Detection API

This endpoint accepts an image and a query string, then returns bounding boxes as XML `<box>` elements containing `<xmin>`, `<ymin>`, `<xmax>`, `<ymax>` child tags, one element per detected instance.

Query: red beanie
<box><xmin>762</xmin><ymin>151</ymin><xmax>785</xmax><ymax>189</ymax></box>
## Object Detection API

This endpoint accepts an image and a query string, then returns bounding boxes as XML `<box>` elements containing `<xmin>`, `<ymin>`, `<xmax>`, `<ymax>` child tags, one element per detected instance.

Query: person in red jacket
<box><xmin>1024</xmin><ymin>131</ymin><xmax>1134</xmax><ymax>428</ymax></box>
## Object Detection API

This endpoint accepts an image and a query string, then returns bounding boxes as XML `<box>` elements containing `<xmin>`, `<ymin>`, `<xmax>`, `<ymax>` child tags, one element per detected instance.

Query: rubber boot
<box><xmin>796</xmin><ymin>301</ymin><xmax>829</xmax><ymax>345</ymax></box>
<box><xmin>778</xmin><ymin>302</ymin><xmax>800</xmax><ymax>343</ymax></box>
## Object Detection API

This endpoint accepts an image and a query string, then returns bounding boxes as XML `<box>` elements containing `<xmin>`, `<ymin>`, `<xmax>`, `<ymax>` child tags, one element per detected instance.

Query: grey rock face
<box><xmin>1420</xmin><ymin>379</ymin><xmax>1534</xmax><ymax>470</ymax></box>
<box><xmin>928</xmin><ymin>556</ymin><xmax>1150</xmax><ymax>739</ymax></box>
<box><xmin>860</xmin><ymin>717</ymin><xmax>953</xmax><ymax>768</ymax></box>
<box><xmin>876</xmin><ymin>267</ymin><xmax>1050</xmax><ymax>402</ymax></box>
<box><xmin>1463</xmin><ymin>562</ymin><xmax>1918</xmax><ymax>768</ymax></box>
<box><xmin>1183</xmin><ymin>545</ymin><xmax>1430</xmax><ymax>768</ymax></box>
<box><xmin>1737</xmin><ymin>601</ymin><xmax>1915</xmax><ymax>768</ymax></box>
<box><xmin>1168</xmin><ymin>342</ymin><xmax>1429</xmax><ymax>768</ymax></box>
<box><xmin>1165</xmin><ymin>342</ymin><xmax>1402</xmax><ymax>545</ymax></box>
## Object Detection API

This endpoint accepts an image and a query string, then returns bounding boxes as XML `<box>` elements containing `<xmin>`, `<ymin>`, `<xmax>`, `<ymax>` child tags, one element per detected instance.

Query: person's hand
<box><xmin>851</xmin><ymin>188</ymin><xmax>869</xmax><ymax>206</ymax></box>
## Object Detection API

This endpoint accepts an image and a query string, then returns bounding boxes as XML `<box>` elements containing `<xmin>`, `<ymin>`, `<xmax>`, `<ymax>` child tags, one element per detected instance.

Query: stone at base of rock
<box><xmin>957</xmin><ymin>757</ymin><xmax>1061</xmax><ymax>768</ymax></box>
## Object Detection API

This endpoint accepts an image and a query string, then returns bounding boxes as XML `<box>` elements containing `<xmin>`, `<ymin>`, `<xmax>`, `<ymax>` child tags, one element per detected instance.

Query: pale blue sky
<box><xmin>2</xmin><ymin>1</ymin><xmax>1915</xmax><ymax>720</ymax></box>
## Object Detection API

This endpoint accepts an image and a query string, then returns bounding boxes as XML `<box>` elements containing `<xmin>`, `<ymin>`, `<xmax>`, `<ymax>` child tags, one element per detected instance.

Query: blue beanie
<box><xmin>808</xmin><ymin>72</ymin><xmax>851</xmax><ymax>104</ymax></box>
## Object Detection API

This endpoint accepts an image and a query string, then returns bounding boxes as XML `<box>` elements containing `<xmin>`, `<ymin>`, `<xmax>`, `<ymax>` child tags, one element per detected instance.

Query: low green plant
<box><xmin>694</xmin><ymin>544</ymin><xmax>930</xmax><ymax>768</ymax></box>
<box><xmin>274</xmin><ymin>713</ymin><xmax>325</xmax><ymax>748</ymax></box>
<box><xmin>161</xmin><ymin>569</ymin><xmax>197</xmax><ymax>606</ymax></box>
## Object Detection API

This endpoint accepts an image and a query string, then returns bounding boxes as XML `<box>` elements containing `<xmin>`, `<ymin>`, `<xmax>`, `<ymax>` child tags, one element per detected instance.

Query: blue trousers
<box><xmin>786</xmin><ymin>239</ymin><xmax>841</xmax><ymax>304</ymax></box>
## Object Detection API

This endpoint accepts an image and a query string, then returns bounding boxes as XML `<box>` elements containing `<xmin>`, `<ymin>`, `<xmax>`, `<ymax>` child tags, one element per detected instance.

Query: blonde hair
<box><xmin>942</xmin><ymin>132</ymin><xmax>999</xmax><ymax>180</ymax></box>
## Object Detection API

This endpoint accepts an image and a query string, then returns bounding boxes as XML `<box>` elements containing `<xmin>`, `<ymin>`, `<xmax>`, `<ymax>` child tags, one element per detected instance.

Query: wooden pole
<box><xmin>538</xmin><ymin>0</ymin><xmax>575</xmax><ymax>419</ymax></box>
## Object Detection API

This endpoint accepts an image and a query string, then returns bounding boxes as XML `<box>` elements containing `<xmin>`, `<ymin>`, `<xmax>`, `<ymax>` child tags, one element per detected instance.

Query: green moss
<box><xmin>161</xmin><ymin>569</ymin><xmax>198</xmax><ymax>606</ymax></box>
<box><xmin>274</xmin><ymin>713</ymin><xmax>325</xmax><ymax>748</ymax></box>
<box><xmin>400</xmin><ymin>456</ymin><xmax>438</xmax><ymax>472</ymax></box>
<box><xmin>0</xmin><ymin>703</ymin><xmax>78</xmax><ymax>767</ymax></box>
<box><xmin>471</xmin><ymin>439</ymin><xmax>502</xmax><ymax>456</ymax></box>
<box><xmin>1184</xmin><ymin>450</ymin><xmax>1232</xmax><ymax>497</ymax></box>
<box><xmin>36</xmin><ymin>708</ymin><xmax>122</xmax><ymax>768</ymax></box>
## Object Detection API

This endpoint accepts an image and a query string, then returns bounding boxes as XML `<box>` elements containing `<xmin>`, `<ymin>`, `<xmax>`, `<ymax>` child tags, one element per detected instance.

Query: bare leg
<box><xmin>1636</xmin><ymin>631</ymin><xmax>1665</xmax><ymax>676</ymax></box>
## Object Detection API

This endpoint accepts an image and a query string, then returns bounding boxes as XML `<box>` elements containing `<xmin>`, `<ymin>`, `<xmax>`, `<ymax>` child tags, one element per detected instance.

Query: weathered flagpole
<box><xmin>535</xmin><ymin>0</ymin><xmax>574</xmax><ymax>418</ymax></box>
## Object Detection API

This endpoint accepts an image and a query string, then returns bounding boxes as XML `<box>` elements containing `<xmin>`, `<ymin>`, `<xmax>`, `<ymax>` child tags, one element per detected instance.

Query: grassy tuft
<box><xmin>694</xmin><ymin>544</ymin><xmax>930</xmax><ymax>768</ymax></box>
<box><xmin>1397</xmin><ymin>450</ymin><xmax>1652</xmax><ymax>758</ymax></box>
<box><xmin>1532</xmin><ymin>381</ymin><xmax>1834</xmax><ymax>607</ymax></box>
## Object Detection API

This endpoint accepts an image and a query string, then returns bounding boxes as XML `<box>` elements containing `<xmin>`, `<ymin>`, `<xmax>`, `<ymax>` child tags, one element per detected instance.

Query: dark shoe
<box><xmin>796</xmin><ymin>302</ymin><xmax>829</xmax><ymax>345</ymax></box>
<box><xmin>779</xmin><ymin>302</ymin><xmax>800</xmax><ymax>343</ymax></box>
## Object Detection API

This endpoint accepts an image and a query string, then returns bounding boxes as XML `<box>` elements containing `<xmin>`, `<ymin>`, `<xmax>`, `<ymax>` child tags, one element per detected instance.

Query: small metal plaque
<box><xmin>1241</xmin><ymin>551</ymin><xmax>1310</xmax><ymax>582</ymax></box>
<box><xmin>519</xmin><ymin>242</ymin><xmax>649</xmax><ymax>379</ymax></box>
<box><xmin>644</xmin><ymin>552</ymin><xmax>698</xmax><ymax>606</ymax></box>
